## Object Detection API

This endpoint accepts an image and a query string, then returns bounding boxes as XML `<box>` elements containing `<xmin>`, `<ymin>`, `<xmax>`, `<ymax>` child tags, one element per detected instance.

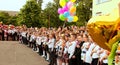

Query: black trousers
<box><xmin>17</xmin><ymin>35</ymin><xmax>19</xmax><ymax>41</ymax></box>
<box><xmin>29</xmin><ymin>42</ymin><xmax>32</xmax><ymax>48</ymax></box>
<box><xmin>38</xmin><ymin>42</ymin><xmax>43</xmax><ymax>55</ymax></box>
<box><xmin>49</xmin><ymin>50</ymin><xmax>57</xmax><ymax>65</ymax></box>
<box><xmin>85</xmin><ymin>62</ymin><xmax>91</xmax><ymax>65</ymax></box>
<box><xmin>2</xmin><ymin>31</ymin><xmax>4</xmax><ymax>41</ymax></box>
<box><xmin>22</xmin><ymin>37</ymin><xmax>27</xmax><ymax>44</ymax></box>
<box><xmin>32</xmin><ymin>41</ymin><xmax>37</xmax><ymax>51</ymax></box>
<box><xmin>91</xmin><ymin>58</ymin><xmax>99</xmax><ymax>65</ymax></box>
<box><xmin>12</xmin><ymin>32</ymin><xmax>17</xmax><ymax>41</ymax></box>
<box><xmin>102</xmin><ymin>63</ymin><xmax>108</xmax><ymax>65</ymax></box>
<box><xmin>76</xmin><ymin>55</ymin><xmax>81</xmax><ymax>65</ymax></box>
<box><xmin>69</xmin><ymin>58</ymin><xmax>77</xmax><ymax>65</ymax></box>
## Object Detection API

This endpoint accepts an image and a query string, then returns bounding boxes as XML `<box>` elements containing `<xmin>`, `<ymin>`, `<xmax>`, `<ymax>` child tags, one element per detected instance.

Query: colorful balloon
<box><xmin>65</xmin><ymin>0</ymin><xmax>69</xmax><ymax>2</ymax></box>
<box><xmin>58</xmin><ymin>0</ymin><xmax>77</xmax><ymax>23</ymax></box>
<box><xmin>63</xmin><ymin>12</ymin><xmax>70</xmax><ymax>17</ymax></box>
<box><xmin>59</xmin><ymin>0</ymin><xmax>66</xmax><ymax>7</ymax></box>
<box><xmin>73</xmin><ymin>16</ymin><xmax>78</xmax><ymax>22</ymax></box>
<box><xmin>67</xmin><ymin>2</ymin><xmax>73</xmax><ymax>8</ymax></box>
<box><xmin>59</xmin><ymin>14</ymin><xmax>66</xmax><ymax>21</ymax></box>
<box><xmin>63</xmin><ymin>5</ymin><xmax>69</xmax><ymax>12</ymax></box>
<box><xmin>70</xmin><ymin>0</ymin><xmax>76</xmax><ymax>3</ymax></box>
<box><xmin>67</xmin><ymin>16</ymin><xmax>73</xmax><ymax>22</ymax></box>
<box><xmin>58</xmin><ymin>8</ymin><xmax>64</xmax><ymax>14</ymax></box>
<box><xmin>70</xmin><ymin>6</ymin><xmax>76</xmax><ymax>13</ymax></box>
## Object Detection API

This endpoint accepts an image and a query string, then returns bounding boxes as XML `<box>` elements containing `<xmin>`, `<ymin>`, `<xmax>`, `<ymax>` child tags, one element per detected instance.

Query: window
<box><xmin>96</xmin><ymin>0</ymin><xmax>111</xmax><ymax>4</ymax></box>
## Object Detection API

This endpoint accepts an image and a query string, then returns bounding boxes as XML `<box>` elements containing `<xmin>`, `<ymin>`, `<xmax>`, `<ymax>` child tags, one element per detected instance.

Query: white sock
<box><xmin>62</xmin><ymin>63</ymin><xmax>65</xmax><ymax>65</ymax></box>
<box><xmin>43</xmin><ymin>50</ymin><xmax>45</xmax><ymax>56</ymax></box>
<box><xmin>66</xmin><ymin>63</ymin><xmax>68</xmax><ymax>65</ymax></box>
<box><xmin>37</xmin><ymin>47</ymin><xmax>39</xmax><ymax>51</ymax></box>
<box><xmin>57</xmin><ymin>59</ymin><xmax>59</xmax><ymax>65</ymax></box>
<box><xmin>46</xmin><ymin>53</ymin><xmax>49</xmax><ymax>60</ymax></box>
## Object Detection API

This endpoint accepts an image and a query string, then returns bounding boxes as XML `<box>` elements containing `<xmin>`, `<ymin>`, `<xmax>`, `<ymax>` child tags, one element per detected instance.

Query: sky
<box><xmin>0</xmin><ymin>0</ymin><xmax>53</xmax><ymax>11</ymax></box>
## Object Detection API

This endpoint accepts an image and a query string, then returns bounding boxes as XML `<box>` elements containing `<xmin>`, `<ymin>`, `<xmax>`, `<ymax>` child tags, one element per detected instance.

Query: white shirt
<box><xmin>81</xmin><ymin>42</ymin><xmax>89</xmax><ymax>60</ymax></box>
<box><xmin>63</xmin><ymin>41</ymin><xmax>69</xmax><ymax>54</ymax></box>
<box><xmin>30</xmin><ymin>35</ymin><xmax>35</xmax><ymax>42</ymax></box>
<box><xmin>85</xmin><ymin>43</ymin><xmax>96</xmax><ymax>63</ymax></box>
<box><xmin>56</xmin><ymin>39</ymin><xmax>64</xmax><ymax>50</ymax></box>
<box><xmin>68</xmin><ymin>41</ymin><xmax>77</xmax><ymax>59</ymax></box>
<box><xmin>11</xmin><ymin>29</ymin><xmax>16</xmax><ymax>34</ymax></box>
<box><xmin>26</xmin><ymin>33</ymin><xmax>30</xmax><ymax>40</ymax></box>
<box><xmin>21</xmin><ymin>32</ymin><xmax>26</xmax><ymax>37</ymax></box>
<box><xmin>8</xmin><ymin>30</ymin><xmax>12</xmax><ymax>33</ymax></box>
<box><xmin>100</xmin><ymin>50</ymin><xmax>108</xmax><ymax>63</ymax></box>
<box><xmin>92</xmin><ymin>45</ymin><xmax>100</xmax><ymax>58</ymax></box>
<box><xmin>36</xmin><ymin>36</ymin><xmax>40</xmax><ymax>45</ymax></box>
<box><xmin>47</xmin><ymin>38</ymin><xmax>55</xmax><ymax>51</ymax></box>
<box><xmin>42</xmin><ymin>36</ymin><xmax>48</xmax><ymax>45</ymax></box>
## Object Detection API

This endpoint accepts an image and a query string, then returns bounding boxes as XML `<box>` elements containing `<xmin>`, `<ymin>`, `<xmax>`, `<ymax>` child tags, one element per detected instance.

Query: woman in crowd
<box><xmin>84</xmin><ymin>36</ymin><xmax>95</xmax><ymax>65</ymax></box>
<box><xmin>99</xmin><ymin>49</ymin><xmax>109</xmax><ymax>65</ymax></box>
<box><xmin>91</xmin><ymin>43</ymin><xmax>101</xmax><ymax>65</ymax></box>
<box><xmin>47</xmin><ymin>33</ymin><xmax>56</xmax><ymax>65</ymax></box>
<box><xmin>68</xmin><ymin>33</ymin><xmax>77</xmax><ymax>65</ymax></box>
<box><xmin>62</xmin><ymin>34</ymin><xmax>70</xmax><ymax>65</ymax></box>
<box><xmin>73</xmin><ymin>35</ymin><xmax>84</xmax><ymax>65</ymax></box>
<box><xmin>56</xmin><ymin>34</ymin><xmax>66</xmax><ymax>65</ymax></box>
<box><xmin>81</xmin><ymin>34</ymin><xmax>89</xmax><ymax>65</ymax></box>
<box><xmin>41</xmin><ymin>32</ymin><xmax>48</xmax><ymax>58</ymax></box>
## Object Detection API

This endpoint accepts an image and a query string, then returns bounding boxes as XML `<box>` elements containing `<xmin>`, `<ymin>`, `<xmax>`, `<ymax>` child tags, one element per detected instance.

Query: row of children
<box><xmin>20</xmin><ymin>26</ymin><xmax>116</xmax><ymax>65</ymax></box>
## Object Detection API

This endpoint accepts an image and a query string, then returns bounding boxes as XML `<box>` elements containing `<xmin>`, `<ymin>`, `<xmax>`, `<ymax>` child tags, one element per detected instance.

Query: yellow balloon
<box><xmin>70</xmin><ymin>0</ymin><xmax>76</xmax><ymax>3</ymax></box>
<box><xmin>59</xmin><ymin>0</ymin><xmax>66</xmax><ymax>7</ymax></box>
<box><xmin>73</xmin><ymin>16</ymin><xmax>78</xmax><ymax>22</ymax></box>
<box><xmin>70</xmin><ymin>6</ymin><xmax>76</xmax><ymax>13</ymax></box>
<box><xmin>87</xmin><ymin>15</ymin><xmax>120</xmax><ymax>51</ymax></box>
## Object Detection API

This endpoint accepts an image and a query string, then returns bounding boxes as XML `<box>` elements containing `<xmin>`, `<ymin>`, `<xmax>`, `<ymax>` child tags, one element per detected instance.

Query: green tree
<box><xmin>0</xmin><ymin>11</ymin><xmax>10</xmax><ymax>24</ymax></box>
<box><xmin>76</xmin><ymin>0</ymin><xmax>92</xmax><ymax>26</ymax></box>
<box><xmin>42</xmin><ymin>1</ymin><xmax>64</xmax><ymax>28</ymax></box>
<box><xmin>9</xmin><ymin>16</ymin><xmax>18</xmax><ymax>26</ymax></box>
<box><xmin>18</xmin><ymin>0</ymin><xmax>42</xmax><ymax>27</ymax></box>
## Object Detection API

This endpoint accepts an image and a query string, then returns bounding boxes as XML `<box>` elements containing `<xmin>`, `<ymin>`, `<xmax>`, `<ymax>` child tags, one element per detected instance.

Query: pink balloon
<box><xmin>63</xmin><ymin>5</ymin><xmax>69</xmax><ymax>12</ymax></box>
<box><xmin>67</xmin><ymin>2</ymin><xmax>73</xmax><ymax>8</ymax></box>
<box><xmin>58</xmin><ymin>8</ymin><xmax>64</xmax><ymax>14</ymax></box>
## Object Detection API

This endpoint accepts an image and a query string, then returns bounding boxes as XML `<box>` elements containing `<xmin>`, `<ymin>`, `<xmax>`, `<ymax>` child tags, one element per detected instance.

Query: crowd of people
<box><xmin>0</xmin><ymin>23</ymin><xmax>120</xmax><ymax>65</ymax></box>
<box><xmin>19</xmin><ymin>25</ymin><xmax>110</xmax><ymax>65</ymax></box>
<box><xmin>0</xmin><ymin>24</ymin><xmax>20</xmax><ymax>41</ymax></box>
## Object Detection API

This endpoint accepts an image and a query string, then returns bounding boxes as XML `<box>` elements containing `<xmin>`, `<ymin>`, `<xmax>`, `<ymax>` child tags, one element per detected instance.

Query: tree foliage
<box><xmin>0</xmin><ymin>12</ymin><xmax>10</xmax><ymax>24</ymax></box>
<box><xmin>17</xmin><ymin>0</ymin><xmax>42</xmax><ymax>27</ymax></box>
<box><xmin>0</xmin><ymin>11</ymin><xmax>18</xmax><ymax>25</ymax></box>
<box><xmin>76</xmin><ymin>0</ymin><xmax>92</xmax><ymax>26</ymax></box>
<box><xmin>41</xmin><ymin>0</ymin><xmax>64</xmax><ymax>28</ymax></box>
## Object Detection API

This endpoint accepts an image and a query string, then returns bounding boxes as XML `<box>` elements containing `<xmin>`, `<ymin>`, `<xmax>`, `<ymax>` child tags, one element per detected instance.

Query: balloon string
<box><xmin>63</xmin><ymin>21</ymin><xmax>66</xmax><ymax>28</ymax></box>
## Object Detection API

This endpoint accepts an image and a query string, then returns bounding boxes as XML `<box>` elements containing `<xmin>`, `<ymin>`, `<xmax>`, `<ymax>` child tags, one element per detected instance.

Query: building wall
<box><xmin>92</xmin><ymin>0</ymin><xmax>120</xmax><ymax>17</ymax></box>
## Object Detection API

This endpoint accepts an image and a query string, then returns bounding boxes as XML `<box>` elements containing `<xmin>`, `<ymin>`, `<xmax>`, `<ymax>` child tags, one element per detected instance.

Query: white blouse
<box><xmin>68</xmin><ymin>41</ymin><xmax>77</xmax><ymax>59</ymax></box>
<box><xmin>47</xmin><ymin>38</ymin><xmax>55</xmax><ymax>51</ymax></box>
<box><xmin>92</xmin><ymin>45</ymin><xmax>100</xmax><ymax>59</ymax></box>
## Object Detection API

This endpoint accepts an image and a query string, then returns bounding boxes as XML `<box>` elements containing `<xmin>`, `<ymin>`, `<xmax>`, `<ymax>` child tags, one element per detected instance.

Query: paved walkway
<box><xmin>0</xmin><ymin>41</ymin><xmax>48</xmax><ymax>65</ymax></box>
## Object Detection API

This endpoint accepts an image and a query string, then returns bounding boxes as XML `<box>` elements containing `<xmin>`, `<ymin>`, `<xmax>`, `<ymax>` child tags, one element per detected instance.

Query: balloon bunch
<box><xmin>58</xmin><ymin>0</ymin><xmax>78</xmax><ymax>22</ymax></box>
